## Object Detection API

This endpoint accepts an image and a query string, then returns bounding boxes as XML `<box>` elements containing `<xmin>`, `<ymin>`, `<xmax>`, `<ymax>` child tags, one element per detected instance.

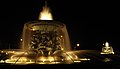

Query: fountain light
<box><xmin>38</xmin><ymin>2</ymin><xmax>53</xmax><ymax>20</ymax></box>
<box><xmin>100</xmin><ymin>42</ymin><xmax>114</xmax><ymax>54</ymax></box>
<box><xmin>77</xmin><ymin>44</ymin><xmax>80</xmax><ymax>47</ymax></box>
<box><xmin>20</xmin><ymin>39</ymin><xmax>23</xmax><ymax>41</ymax></box>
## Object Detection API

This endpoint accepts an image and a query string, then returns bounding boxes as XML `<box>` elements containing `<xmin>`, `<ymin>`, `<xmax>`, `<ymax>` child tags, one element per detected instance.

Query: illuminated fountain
<box><xmin>21</xmin><ymin>5</ymin><xmax>72</xmax><ymax>56</ymax></box>
<box><xmin>0</xmin><ymin>3</ymin><xmax>81</xmax><ymax>65</ymax></box>
<box><xmin>21</xmin><ymin>21</ymin><xmax>71</xmax><ymax>52</ymax></box>
<box><xmin>100</xmin><ymin>42</ymin><xmax>114</xmax><ymax>54</ymax></box>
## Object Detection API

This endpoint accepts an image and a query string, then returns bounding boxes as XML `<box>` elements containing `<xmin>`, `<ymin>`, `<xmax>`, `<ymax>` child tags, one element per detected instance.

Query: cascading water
<box><xmin>21</xmin><ymin>20</ymin><xmax>72</xmax><ymax>56</ymax></box>
<box><xmin>0</xmin><ymin>3</ymin><xmax>80</xmax><ymax>64</ymax></box>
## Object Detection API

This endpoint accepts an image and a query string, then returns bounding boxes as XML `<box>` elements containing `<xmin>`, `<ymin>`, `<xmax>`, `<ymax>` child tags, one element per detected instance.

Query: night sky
<box><xmin>0</xmin><ymin>0</ymin><xmax>119</xmax><ymax>51</ymax></box>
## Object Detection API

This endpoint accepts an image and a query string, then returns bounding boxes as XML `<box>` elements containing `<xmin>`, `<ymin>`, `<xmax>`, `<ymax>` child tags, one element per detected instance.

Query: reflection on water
<box><xmin>0</xmin><ymin>50</ymin><xmax>85</xmax><ymax>65</ymax></box>
<box><xmin>103</xmin><ymin>58</ymin><xmax>112</xmax><ymax>62</ymax></box>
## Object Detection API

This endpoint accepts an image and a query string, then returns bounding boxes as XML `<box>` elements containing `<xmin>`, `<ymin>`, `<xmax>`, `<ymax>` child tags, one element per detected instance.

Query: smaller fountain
<box><xmin>100</xmin><ymin>42</ymin><xmax>114</xmax><ymax>54</ymax></box>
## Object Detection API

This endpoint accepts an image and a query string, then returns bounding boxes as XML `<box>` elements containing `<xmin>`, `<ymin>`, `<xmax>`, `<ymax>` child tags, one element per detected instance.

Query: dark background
<box><xmin>0</xmin><ymin>0</ymin><xmax>119</xmax><ymax>51</ymax></box>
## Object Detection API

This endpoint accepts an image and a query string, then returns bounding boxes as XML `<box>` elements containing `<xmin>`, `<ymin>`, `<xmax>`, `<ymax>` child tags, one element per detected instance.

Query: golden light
<box><xmin>60</xmin><ymin>35</ymin><xmax>63</xmax><ymax>38</ymax></box>
<box><xmin>1</xmin><ymin>51</ymin><xmax>4</xmax><ymax>53</ymax></box>
<box><xmin>73</xmin><ymin>60</ymin><xmax>81</xmax><ymax>62</ymax></box>
<box><xmin>77</xmin><ymin>44</ymin><xmax>80</xmax><ymax>47</ymax></box>
<box><xmin>39</xmin><ymin>56</ymin><xmax>46</xmax><ymax>62</ymax></box>
<box><xmin>8</xmin><ymin>51</ymin><xmax>15</xmax><ymax>53</ymax></box>
<box><xmin>61</xmin><ymin>48</ymin><xmax>64</xmax><ymax>50</ymax></box>
<box><xmin>6</xmin><ymin>52</ymin><xmax>8</xmax><ymax>55</ymax></box>
<box><xmin>79</xmin><ymin>58</ymin><xmax>90</xmax><ymax>61</ymax></box>
<box><xmin>25</xmin><ymin>52</ymin><xmax>28</xmax><ymax>55</ymax></box>
<box><xmin>10</xmin><ymin>55</ymin><xmax>14</xmax><ymax>60</ymax></box>
<box><xmin>0</xmin><ymin>60</ymin><xmax>5</xmax><ymax>63</ymax></box>
<box><xmin>38</xmin><ymin>5</ymin><xmax>53</xmax><ymax>20</ymax></box>
<box><xmin>103</xmin><ymin>43</ymin><xmax>104</xmax><ymax>45</ymax></box>
<box><xmin>20</xmin><ymin>57</ymin><xmax>27</xmax><ymax>62</ymax></box>
<box><xmin>32</xmin><ymin>28</ymin><xmax>35</xmax><ymax>31</ymax></box>
<box><xmin>13</xmin><ymin>52</ymin><xmax>25</xmax><ymax>55</ymax></box>
<box><xmin>20</xmin><ymin>39</ymin><xmax>22</xmax><ymax>41</ymax></box>
<box><xmin>48</xmin><ymin>56</ymin><xmax>54</xmax><ymax>62</ymax></box>
<box><xmin>105</xmin><ymin>42</ymin><xmax>109</xmax><ymax>47</ymax></box>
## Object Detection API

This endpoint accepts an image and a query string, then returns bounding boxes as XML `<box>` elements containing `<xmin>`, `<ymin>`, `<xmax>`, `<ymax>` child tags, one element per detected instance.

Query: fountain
<box><xmin>21</xmin><ymin>20</ymin><xmax>72</xmax><ymax>53</ymax></box>
<box><xmin>100</xmin><ymin>42</ymin><xmax>114</xmax><ymax>54</ymax></box>
<box><xmin>0</xmin><ymin>3</ymin><xmax>80</xmax><ymax>65</ymax></box>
